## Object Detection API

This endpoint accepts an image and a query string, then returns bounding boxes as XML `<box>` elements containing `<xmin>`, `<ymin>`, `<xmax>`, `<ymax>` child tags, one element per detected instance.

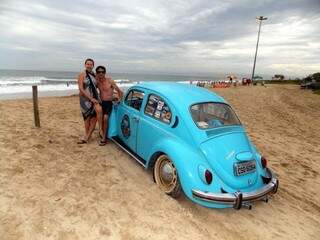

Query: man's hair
<box><xmin>85</xmin><ymin>58</ymin><xmax>94</xmax><ymax>66</ymax></box>
<box><xmin>96</xmin><ymin>65</ymin><xmax>106</xmax><ymax>72</ymax></box>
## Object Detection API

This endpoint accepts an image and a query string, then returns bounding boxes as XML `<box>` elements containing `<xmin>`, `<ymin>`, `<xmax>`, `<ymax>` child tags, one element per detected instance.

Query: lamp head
<box><xmin>256</xmin><ymin>16</ymin><xmax>268</xmax><ymax>20</ymax></box>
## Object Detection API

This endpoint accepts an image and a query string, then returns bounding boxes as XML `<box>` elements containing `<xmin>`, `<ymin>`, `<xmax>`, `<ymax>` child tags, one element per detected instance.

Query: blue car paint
<box><xmin>107</xmin><ymin>82</ymin><xmax>275</xmax><ymax>208</ymax></box>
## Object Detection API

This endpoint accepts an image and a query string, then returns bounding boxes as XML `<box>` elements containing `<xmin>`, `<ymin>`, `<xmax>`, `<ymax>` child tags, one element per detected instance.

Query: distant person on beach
<box><xmin>96</xmin><ymin>65</ymin><xmax>123</xmax><ymax>146</ymax></box>
<box><xmin>77</xmin><ymin>58</ymin><xmax>103</xmax><ymax>144</ymax></box>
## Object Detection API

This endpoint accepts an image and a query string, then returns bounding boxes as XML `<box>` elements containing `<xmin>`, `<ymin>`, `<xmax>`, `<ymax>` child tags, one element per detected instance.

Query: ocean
<box><xmin>0</xmin><ymin>69</ymin><xmax>218</xmax><ymax>100</ymax></box>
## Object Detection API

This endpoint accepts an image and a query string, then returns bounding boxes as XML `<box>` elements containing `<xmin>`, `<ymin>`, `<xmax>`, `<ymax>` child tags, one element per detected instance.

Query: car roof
<box><xmin>135</xmin><ymin>81</ymin><xmax>226</xmax><ymax>106</ymax></box>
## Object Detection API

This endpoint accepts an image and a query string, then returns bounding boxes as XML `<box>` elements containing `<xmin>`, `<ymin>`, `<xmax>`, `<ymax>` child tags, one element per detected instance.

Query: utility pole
<box><xmin>251</xmin><ymin>16</ymin><xmax>267</xmax><ymax>82</ymax></box>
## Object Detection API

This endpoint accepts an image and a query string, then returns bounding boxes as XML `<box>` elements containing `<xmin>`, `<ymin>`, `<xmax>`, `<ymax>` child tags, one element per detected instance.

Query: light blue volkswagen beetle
<box><xmin>107</xmin><ymin>82</ymin><xmax>278</xmax><ymax>209</ymax></box>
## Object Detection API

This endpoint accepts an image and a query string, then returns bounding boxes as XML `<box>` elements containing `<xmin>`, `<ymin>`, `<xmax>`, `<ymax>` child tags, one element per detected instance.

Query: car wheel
<box><xmin>154</xmin><ymin>154</ymin><xmax>181</xmax><ymax>198</ymax></box>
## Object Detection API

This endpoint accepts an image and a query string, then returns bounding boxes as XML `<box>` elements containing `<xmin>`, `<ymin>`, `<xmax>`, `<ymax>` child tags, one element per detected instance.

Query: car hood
<box><xmin>200</xmin><ymin>131</ymin><xmax>259</xmax><ymax>190</ymax></box>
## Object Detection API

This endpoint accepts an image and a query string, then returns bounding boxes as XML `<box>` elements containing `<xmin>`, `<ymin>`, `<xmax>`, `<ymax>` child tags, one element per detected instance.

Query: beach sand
<box><xmin>0</xmin><ymin>84</ymin><xmax>319</xmax><ymax>240</ymax></box>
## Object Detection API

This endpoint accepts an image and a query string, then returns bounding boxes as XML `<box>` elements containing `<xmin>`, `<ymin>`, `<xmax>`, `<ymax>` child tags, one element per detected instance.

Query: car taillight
<box><xmin>205</xmin><ymin>170</ymin><xmax>213</xmax><ymax>184</ymax></box>
<box><xmin>261</xmin><ymin>156</ymin><xmax>267</xmax><ymax>168</ymax></box>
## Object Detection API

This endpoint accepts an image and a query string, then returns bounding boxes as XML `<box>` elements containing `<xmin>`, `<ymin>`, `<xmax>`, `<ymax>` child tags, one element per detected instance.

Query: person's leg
<box><xmin>99</xmin><ymin>114</ymin><xmax>109</xmax><ymax>146</ymax></box>
<box><xmin>84</xmin><ymin>117</ymin><xmax>90</xmax><ymax>136</ymax></box>
<box><xmin>86</xmin><ymin>116</ymin><xmax>97</xmax><ymax>141</ymax></box>
<box><xmin>101</xmin><ymin>113</ymin><xmax>107</xmax><ymax>140</ymax></box>
<box><xmin>103</xmin><ymin>102</ymin><xmax>113</xmax><ymax>141</ymax></box>
<box><xmin>94</xmin><ymin>103</ymin><xmax>103</xmax><ymax>138</ymax></box>
<box><xmin>104</xmin><ymin>114</ymin><xmax>109</xmax><ymax>140</ymax></box>
<box><xmin>78</xmin><ymin>115</ymin><xmax>95</xmax><ymax>144</ymax></box>
<box><xmin>99</xmin><ymin>102</ymin><xmax>112</xmax><ymax>145</ymax></box>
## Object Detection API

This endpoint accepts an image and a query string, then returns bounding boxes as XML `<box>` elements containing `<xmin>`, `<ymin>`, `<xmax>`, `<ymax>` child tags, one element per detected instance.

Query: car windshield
<box><xmin>190</xmin><ymin>102</ymin><xmax>241</xmax><ymax>129</ymax></box>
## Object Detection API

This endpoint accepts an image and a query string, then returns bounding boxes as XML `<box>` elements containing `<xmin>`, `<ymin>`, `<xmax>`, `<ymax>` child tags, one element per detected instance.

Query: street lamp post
<box><xmin>251</xmin><ymin>16</ymin><xmax>267</xmax><ymax>82</ymax></box>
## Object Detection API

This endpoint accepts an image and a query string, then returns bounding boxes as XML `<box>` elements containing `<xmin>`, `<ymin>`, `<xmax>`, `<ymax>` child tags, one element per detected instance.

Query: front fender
<box><xmin>146</xmin><ymin>137</ymin><xmax>213</xmax><ymax>200</ymax></box>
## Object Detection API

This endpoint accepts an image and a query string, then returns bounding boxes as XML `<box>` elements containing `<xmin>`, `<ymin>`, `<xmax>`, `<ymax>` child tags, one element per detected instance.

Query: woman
<box><xmin>77</xmin><ymin>58</ymin><xmax>103</xmax><ymax>144</ymax></box>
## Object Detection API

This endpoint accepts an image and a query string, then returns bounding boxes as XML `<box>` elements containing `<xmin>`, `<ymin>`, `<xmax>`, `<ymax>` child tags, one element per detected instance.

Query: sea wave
<box><xmin>0</xmin><ymin>77</ymin><xmax>199</xmax><ymax>96</ymax></box>
<box><xmin>0</xmin><ymin>84</ymin><xmax>79</xmax><ymax>94</ymax></box>
<box><xmin>0</xmin><ymin>76</ymin><xmax>77</xmax><ymax>86</ymax></box>
<box><xmin>0</xmin><ymin>79</ymin><xmax>137</xmax><ymax>95</ymax></box>
<box><xmin>0</xmin><ymin>76</ymin><xmax>136</xmax><ymax>86</ymax></box>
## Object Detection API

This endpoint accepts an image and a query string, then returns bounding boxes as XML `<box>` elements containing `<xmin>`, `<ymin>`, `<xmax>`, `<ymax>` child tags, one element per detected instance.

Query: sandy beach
<box><xmin>0</xmin><ymin>84</ymin><xmax>319</xmax><ymax>240</ymax></box>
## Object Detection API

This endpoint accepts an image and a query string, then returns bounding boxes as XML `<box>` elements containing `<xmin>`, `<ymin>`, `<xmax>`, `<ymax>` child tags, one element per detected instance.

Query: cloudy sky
<box><xmin>0</xmin><ymin>0</ymin><xmax>319</xmax><ymax>77</ymax></box>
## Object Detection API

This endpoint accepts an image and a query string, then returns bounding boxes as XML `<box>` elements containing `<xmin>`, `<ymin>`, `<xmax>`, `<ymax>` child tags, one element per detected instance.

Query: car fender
<box><xmin>146</xmin><ymin>137</ymin><xmax>212</xmax><ymax>198</ymax></box>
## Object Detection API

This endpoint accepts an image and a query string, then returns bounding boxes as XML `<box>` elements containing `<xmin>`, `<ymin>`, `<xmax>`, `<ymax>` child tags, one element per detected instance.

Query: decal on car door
<box><xmin>121</xmin><ymin>114</ymin><xmax>131</xmax><ymax>138</ymax></box>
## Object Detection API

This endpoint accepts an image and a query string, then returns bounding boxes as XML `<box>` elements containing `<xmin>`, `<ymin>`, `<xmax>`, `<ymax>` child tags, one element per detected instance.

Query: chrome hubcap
<box><xmin>155</xmin><ymin>156</ymin><xmax>178</xmax><ymax>193</ymax></box>
<box><xmin>161</xmin><ymin>162</ymin><xmax>174</xmax><ymax>183</ymax></box>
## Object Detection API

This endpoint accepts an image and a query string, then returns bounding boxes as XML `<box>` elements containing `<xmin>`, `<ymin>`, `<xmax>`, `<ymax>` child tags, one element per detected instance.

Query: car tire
<box><xmin>154</xmin><ymin>154</ymin><xmax>182</xmax><ymax>198</ymax></box>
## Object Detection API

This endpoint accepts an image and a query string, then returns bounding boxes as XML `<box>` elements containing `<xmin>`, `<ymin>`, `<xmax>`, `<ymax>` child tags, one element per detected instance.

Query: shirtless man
<box><xmin>95</xmin><ymin>65</ymin><xmax>123</xmax><ymax>145</ymax></box>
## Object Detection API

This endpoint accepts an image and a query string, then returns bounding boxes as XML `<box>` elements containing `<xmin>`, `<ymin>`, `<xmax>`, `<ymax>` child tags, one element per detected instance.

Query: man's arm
<box><xmin>111</xmin><ymin>79</ymin><xmax>123</xmax><ymax>100</ymax></box>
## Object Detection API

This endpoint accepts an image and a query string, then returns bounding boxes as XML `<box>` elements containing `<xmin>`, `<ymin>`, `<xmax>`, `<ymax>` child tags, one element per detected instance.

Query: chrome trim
<box><xmin>192</xmin><ymin>168</ymin><xmax>278</xmax><ymax>209</ymax></box>
<box><xmin>110</xmin><ymin>138</ymin><xmax>146</xmax><ymax>167</ymax></box>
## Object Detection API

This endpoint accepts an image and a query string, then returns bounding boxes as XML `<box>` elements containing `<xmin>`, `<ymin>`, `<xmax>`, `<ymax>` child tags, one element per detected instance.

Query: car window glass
<box><xmin>190</xmin><ymin>103</ymin><xmax>241</xmax><ymax>129</ymax></box>
<box><xmin>125</xmin><ymin>90</ymin><xmax>145</xmax><ymax>111</ymax></box>
<box><xmin>144</xmin><ymin>94</ymin><xmax>172</xmax><ymax>124</ymax></box>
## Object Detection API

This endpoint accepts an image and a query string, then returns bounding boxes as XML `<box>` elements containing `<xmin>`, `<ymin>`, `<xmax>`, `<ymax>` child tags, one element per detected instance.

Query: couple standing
<box><xmin>77</xmin><ymin>58</ymin><xmax>123</xmax><ymax>145</ymax></box>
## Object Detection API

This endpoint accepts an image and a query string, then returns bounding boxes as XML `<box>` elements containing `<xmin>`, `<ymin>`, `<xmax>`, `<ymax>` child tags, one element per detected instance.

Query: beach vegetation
<box><xmin>272</xmin><ymin>74</ymin><xmax>285</xmax><ymax>80</ymax></box>
<box><xmin>314</xmin><ymin>89</ymin><xmax>320</xmax><ymax>95</ymax></box>
<box><xmin>312</xmin><ymin>72</ymin><xmax>320</xmax><ymax>82</ymax></box>
<box><xmin>302</xmin><ymin>72</ymin><xmax>320</xmax><ymax>83</ymax></box>
<box><xmin>301</xmin><ymin>72</ymin><xmax>320</xmax><ymax>94</ymax></box>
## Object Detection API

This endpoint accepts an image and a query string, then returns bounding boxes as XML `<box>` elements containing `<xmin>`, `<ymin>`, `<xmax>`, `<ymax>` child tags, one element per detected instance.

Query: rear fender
<box><xmin>146</xmin><ymin>138</ymin><xmax>212</xmax><ymax>199</ymax></box>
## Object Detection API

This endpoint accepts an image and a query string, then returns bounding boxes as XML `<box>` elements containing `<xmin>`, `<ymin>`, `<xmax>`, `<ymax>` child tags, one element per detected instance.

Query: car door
<box><xmin>137</xmin><ymin>93</ymin><xmax>174</xmax><ymax>160</ymax></box>
<box><xmin>117</xmin><ymin>88</ymin><xmax>145</xmax><ymax>152</ymax></box>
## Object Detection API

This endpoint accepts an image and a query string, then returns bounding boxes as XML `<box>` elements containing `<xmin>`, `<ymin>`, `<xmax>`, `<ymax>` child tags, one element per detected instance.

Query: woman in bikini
<box><xmin>77</xmin><ymin>58</ymin><xmax>103</xmax><ymax>144</ymax></box>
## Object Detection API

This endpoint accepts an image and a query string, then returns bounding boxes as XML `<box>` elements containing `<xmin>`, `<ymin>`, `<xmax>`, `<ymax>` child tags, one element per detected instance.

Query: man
<box><xmin>95</xmin><ymin>65</ymin><xmax>123</xmax><ymax>145</ymax></box>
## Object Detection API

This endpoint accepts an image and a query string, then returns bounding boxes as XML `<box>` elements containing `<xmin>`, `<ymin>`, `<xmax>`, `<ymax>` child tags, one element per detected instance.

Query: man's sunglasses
<box><xmin>96</xmin><ymin>71</ymin><xmax>105</xmax><ymax>74</ymax></box>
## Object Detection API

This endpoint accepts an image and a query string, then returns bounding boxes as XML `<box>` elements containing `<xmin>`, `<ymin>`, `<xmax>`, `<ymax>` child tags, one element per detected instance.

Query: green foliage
<box><xmin>302</xmin><ymin>72</ymin><xmax>320</xmax><ymax>83</ymax></box>
<box><xmin>273</xmin><ymin>74</ymin><xmax>285</xmax><ymax>80</ymax></box>
<box><xmin>314</xmin><ymin>89</ymin><xmax>320</xmax><ymax>95</ymax></box>
<box><xmin>253</xmin><ymin>75</ymin><xmax>263</xmax><ymax>80</ymax></box>
<box><xmin>266</xmin><ymin>80</ymin><xmax>300</xmax><ymax>85</ymax></box>
<box><xmin>312</xmin><ymin>72</ymin><xmax>320</xmax><ymax>82</ymax></box>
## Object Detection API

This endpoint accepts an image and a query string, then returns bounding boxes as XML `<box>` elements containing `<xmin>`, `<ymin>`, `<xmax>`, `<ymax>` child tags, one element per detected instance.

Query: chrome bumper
<box><xmin>192</xmin><ymin>169</ymin><xmax>279</xmax><ymax>209</ymax></box>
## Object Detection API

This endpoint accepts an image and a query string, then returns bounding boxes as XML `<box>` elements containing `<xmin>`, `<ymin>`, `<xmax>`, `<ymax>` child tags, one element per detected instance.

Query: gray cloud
<box><xmin>0</xmin><ymin>0</ymin><xmax>319</xmax><ymax>77</ymax></box>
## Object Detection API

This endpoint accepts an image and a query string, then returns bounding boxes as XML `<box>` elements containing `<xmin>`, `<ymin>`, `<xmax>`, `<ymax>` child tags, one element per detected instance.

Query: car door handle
<box><xmin>132</xmin><ymin>116</ymin><xmax>140</xmax><ymax>122</ymax></box>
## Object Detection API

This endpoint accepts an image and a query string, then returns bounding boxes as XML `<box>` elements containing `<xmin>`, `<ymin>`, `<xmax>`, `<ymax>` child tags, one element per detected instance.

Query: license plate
<box><xmin>234</xmin><ymin>160</ymin><xmax>256</xmax><ymax>176</ymax></box>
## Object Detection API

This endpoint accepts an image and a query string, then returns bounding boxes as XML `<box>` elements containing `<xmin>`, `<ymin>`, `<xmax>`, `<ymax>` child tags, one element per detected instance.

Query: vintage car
<box><xmin>107</xmin><ymin>82</ymin><xmax>278</xmax><ymax>209</ymax></box>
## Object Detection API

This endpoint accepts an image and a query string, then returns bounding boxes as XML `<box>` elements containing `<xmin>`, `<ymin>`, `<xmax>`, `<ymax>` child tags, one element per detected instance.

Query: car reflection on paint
<box><xmin>107</xmin><ymin>82</ymin><xmax>278</xmax><ymax>209</ymax></box>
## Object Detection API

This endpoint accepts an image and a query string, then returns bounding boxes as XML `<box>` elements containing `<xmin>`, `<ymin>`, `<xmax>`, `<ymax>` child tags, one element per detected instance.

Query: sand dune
<box><xmin>0</xmin><ymin>84</ymin><xmax>319</xmax><ymax>239</ymax></box>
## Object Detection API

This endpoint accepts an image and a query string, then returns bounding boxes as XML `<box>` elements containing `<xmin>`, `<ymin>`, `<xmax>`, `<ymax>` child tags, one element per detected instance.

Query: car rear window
<box><xmin>190</xmin><ymin>102</ymin><xmax>241</xmax><ymax>129</ymax></box>
<box><xmin>144</xmin><ymin>94</ymin><xmax>172</xmax><ymax>124</ymax></box>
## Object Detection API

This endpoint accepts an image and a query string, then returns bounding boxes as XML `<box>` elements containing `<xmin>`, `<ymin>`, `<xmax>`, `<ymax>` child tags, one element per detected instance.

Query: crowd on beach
<box><xmin>196</xmin><ymin>78</ymin><xmax>252</xmax><ymax>88</ymax></box>
<box><xmin>77</xmin><ymin>58</ymin><xmax>123</xmax><ymax>146</ymax></box>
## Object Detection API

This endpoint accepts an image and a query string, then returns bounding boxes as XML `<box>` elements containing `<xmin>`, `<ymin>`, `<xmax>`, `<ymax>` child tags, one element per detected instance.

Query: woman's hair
<box><xmin>85</xmin><ymin>58</ymin><xmax>94</xmax><ymax>66</ymax></box>
<box><xmin>96</xmin><ymin>66</ymin><xmax>106</xmax><ymax>72</ymax></box>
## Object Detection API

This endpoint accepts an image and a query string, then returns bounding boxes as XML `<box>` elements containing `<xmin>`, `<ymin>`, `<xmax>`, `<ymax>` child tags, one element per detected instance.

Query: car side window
<box><xmin>144</xmin><ymin>94</ymin><xmax>172</xmax><ymax>124</ymax></box>
<box><xmin>125</xmin><ymin>89</ymin><xmax>145</xmax><ymax>111</ymax></box>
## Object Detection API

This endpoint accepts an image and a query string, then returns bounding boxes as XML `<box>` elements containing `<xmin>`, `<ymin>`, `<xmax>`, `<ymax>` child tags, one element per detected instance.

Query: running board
<box><xmin>110</xmin><ymin>136</ymin><xmax>146</xmax><ymax>167</ymax></box>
